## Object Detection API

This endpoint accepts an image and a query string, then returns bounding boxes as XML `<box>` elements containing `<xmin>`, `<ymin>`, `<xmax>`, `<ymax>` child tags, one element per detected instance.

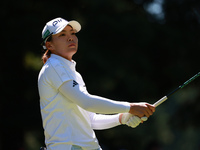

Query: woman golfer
<box><xmin>38</xmin><ymin>17</ymin><xmax>155</xmax><ymax>150</ymax></box>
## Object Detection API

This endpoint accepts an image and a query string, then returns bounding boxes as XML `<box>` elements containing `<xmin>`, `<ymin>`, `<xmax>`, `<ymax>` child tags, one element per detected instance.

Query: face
<box><xmin>46</xmin><ymin>25</ymin><xmax>78</xmax><ymax>61</ymax></box>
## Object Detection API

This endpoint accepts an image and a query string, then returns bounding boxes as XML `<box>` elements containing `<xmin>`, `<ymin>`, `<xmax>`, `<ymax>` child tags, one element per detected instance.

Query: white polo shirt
<box><xmin>38</xmin><ymin>54</ymin><xmax>130</xmax><ymax>150</ymax></box>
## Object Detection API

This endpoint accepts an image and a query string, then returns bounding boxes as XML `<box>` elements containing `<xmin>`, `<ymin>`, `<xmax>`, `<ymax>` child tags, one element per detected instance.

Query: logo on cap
<box><xmin>43</xmin><ymin>30</ymin><xmax>50</xmax><ymax>39</ymax></box>
<box><xmin>52</xmin><ymin>18</ymin><xmax>62</xmax><ymax>27</ymax></box>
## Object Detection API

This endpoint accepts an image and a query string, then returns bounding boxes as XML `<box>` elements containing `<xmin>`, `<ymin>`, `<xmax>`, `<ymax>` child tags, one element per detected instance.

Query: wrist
<box><xmin>119</xmin><ymin>113</ymin><xmax>123</xmax><ymax>124</ymax></box>
<box><xmin>129</xmin><ymin>103</ymin><xmax>134</xmax><ymax>114</ymax></box>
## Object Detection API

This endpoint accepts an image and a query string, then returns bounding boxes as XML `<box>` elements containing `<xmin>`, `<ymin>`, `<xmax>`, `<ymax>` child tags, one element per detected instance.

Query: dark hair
<box><xmin>42</xmin><ymin>35</ymin><xmax>52</xmax><ymax>64</ymax></box>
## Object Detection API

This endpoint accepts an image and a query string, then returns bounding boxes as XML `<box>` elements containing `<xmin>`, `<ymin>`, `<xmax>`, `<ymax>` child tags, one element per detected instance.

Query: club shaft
<box><xmin>153</xmin><ymin>72</ymin><xmax>200</xmax><ymax>107</ymax></box>
<box><xmin>180</xmin><ymin>72</ymin><xmax>200</xmax><ymax>88</ymax></box>
<box><xmin>141</xmin><ymin>72</ymin><xmax>200</xmax><ymax>121</ymax></box>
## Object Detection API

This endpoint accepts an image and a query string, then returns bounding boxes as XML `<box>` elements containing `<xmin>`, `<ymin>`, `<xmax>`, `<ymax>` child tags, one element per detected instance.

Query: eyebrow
<box><xmin>61</xmin><ymin>29</ymin><xmax>75</xmax><ymax>32</ymax></box>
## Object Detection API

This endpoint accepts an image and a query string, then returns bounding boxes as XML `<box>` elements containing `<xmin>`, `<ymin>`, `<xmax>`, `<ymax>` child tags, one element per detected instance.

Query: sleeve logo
<box><xmin>73</xmin><ymin>80</ymin><xmax>78</xmax><ymax>87</ymax></box>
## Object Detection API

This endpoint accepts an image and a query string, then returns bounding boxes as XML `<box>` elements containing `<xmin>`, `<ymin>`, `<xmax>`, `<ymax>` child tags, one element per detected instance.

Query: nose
<box><xmin>68</xmin><ymin>37</ymin><xmax>73</xmax><ymax>42</ymax></box>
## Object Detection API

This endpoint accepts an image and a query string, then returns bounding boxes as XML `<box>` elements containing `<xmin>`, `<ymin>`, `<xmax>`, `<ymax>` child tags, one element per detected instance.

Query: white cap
<box><xmin>41</xmin><ymin>17</ymin><xmax>81</xmax><ymax>49</ymax></box>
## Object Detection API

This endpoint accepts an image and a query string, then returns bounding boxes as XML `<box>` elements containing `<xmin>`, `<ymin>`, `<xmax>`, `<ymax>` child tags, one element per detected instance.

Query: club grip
<box><xmin>153</xmin><ymin>96</ymin><xmax>168</xmax><ymax>107</ymax></box>
<box><xmin>139</xmin><ymin>96</ymin><xmax>168</xmax><ymax>122</ymax></box>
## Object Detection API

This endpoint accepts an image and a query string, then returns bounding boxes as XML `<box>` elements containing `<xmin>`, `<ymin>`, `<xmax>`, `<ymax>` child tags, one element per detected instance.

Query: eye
<box><xmin>59</xmin><ymin>33</ymin><xmax>65</xmax><ymax>37</ymax></box>
<box><xmin>71</xmin><ymin>32</ymin><xmax>76</xmax><ymax>35</ymax></box>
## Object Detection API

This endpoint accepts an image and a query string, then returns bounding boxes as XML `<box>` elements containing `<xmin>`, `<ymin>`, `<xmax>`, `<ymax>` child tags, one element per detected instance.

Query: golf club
<box><xmin>141</xmin><ymin>72</ymin><xmax>200</xmax><ymax>121</ymax></box>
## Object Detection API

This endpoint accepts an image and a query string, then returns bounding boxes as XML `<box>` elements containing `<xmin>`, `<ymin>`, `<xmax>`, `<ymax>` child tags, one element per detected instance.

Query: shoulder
<box><xmin>43</xmin><ymin>57</ymin><xmax>65</xmax><ymax>73</ymax></box>
<box><xmin>48</xmin><ymin>56</ymin><xmax>62</xmax><ymax>68</ymax></box>
<box><xmin>38</xmin><ymin>57</ymin><xmax>72</xmax><ymax>88</ymax></box>
<box><xmin>38</xmin><ymin>57</ymin><xmax>61</xmax><ymax>79</ymax></box>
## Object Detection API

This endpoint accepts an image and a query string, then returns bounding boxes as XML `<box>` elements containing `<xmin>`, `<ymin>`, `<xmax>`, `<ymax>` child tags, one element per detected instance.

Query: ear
<box><xmin>45</xmin><ymin>41</ymin><xmax>54</xmax><ymax>51</ymax></box>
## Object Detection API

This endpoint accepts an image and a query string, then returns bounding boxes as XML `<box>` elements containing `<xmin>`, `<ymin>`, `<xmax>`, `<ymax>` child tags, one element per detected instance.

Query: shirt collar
<box><xmin>50</xmin><ymin>54</ymin><xmax>76</xmax><ymax>71</ymax></box>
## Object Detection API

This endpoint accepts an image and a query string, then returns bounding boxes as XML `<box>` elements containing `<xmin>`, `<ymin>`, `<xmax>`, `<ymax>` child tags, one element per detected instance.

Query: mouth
<box><xmin>68</xmin><ymin>43</ymin><xmax>76</xmax><ymax>47</ymax></box>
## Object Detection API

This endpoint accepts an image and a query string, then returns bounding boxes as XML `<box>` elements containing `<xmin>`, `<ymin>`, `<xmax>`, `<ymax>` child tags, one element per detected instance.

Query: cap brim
<box><xmin>68</xmin><ymin>20</ymin><xmax>81</xmax><ymax>33</ymax></box>
<box><xmin>53</xmin><ymin>20</ymin><xmax>81</xmax><ymax>35</ymax></box>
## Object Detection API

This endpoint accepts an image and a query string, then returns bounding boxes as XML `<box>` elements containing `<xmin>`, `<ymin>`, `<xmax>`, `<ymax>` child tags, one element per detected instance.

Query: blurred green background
<box><xmin>2</xmin><ymin>0</ymin><xmax>200</xmax><ymax>149</ymax></box>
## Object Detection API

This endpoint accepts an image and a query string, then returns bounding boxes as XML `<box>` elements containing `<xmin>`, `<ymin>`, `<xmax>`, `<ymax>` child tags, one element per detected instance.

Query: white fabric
<box><xmin>121</xmin><ymin>113</ymin><xmax>132</xmax><ymax>124</ymax></box>
<box><xmin>38</xmin><ymin>54</ymin><xmax>130</xmax><ymax>150</ymax></box>
<box><xmin>42</xmin><ymin>17</ymin><xmax>81</xmax><ymax>39</ymax></box>
<box><xmin>121</xmin><ymin>113</ymin><xmax>142</xmax><ymax>128</ymax></box>
<box><xmin>89</xmin><ymin>113</ymin><xmax>120</xmax><ymax>130</ymax></box>
<box><xmin>141</xmin><ymin>116</ymin><xmax>148</xmax><ymax>121</ymax></box>
<box><xmin>59</xmin><ymin>81</ymin><xmax>130</xmax><ymax>114</ymax></box>
<box><xmin>126</xmin><ymin>116</ymin><xmax>141</xmax><ymax>128</ymax></box>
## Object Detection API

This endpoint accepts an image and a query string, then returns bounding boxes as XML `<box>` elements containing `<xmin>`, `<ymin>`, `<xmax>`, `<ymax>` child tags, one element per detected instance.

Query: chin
<box><xmin>70</xmin><ymin>49</ymin><xmax>78</xmax><ymax>56</ymax></box>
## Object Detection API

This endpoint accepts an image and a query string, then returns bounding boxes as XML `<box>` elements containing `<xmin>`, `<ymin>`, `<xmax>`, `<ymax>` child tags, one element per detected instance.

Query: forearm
<box><xmin>89</xmin><ymin>112</ymin><xmax>121</xmax><ymax>130</ymax></box>
<box><xmin>81</xmin><ymin>94</ymin><xmax>130</xmax><ymax>114</ymax></box>
<box><xmin>59</xmin><ymin>80</ymin><xmax>130</xmax><ymax>114</ymax></box>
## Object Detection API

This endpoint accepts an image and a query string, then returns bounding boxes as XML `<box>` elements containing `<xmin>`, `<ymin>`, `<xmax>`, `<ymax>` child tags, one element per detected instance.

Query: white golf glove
<box><xmin>121</xmin><ymin>113</ymin><xmax>148</xmax><ymax>128</ymax></box>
